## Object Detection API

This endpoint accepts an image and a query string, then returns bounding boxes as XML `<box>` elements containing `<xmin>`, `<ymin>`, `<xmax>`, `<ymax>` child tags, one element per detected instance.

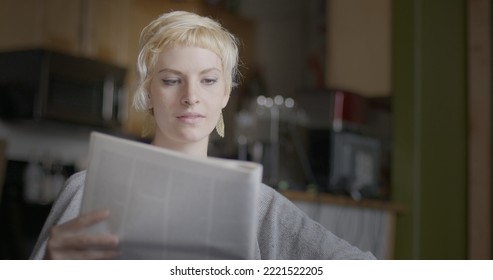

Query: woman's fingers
<box><xmin>73</xmin><ymin>249</ymin><xmax>120</xmax><ymax>260</ymax></box>
<box><xmin>50</xmin><ymin>248</ymin><xmax>120</xmax><ymax>260</ymax></box>
<box><xmin>45</xmin><ymin>209</ymin><xmax>120</xmax><ymax>259</ymax></box>
<box><xmin>54</xmin><ymin>209</ymin><xmax>110</xmax><ymax>233</ymax></box>
<box><xmin>50</xmin><ymin>234</ymin><xmax>119</xmax><ymax>250</ymax></box>
<box><xmin>46</xmin><ymin>234</ymin><xmax>120</xmax><ymax>260</ymax></box>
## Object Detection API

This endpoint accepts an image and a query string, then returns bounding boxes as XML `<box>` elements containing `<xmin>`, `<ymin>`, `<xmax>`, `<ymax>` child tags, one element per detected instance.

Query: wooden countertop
<box><xmin>281</xmin><ymin>190</ymin><xmax>407</xmax><ymax>213</ymax></box>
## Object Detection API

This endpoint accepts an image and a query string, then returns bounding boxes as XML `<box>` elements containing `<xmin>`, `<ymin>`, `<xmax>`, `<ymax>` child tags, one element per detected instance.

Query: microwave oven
<box><xmin>0</xmin><ymin>49</ymin><xmax>126</xmax><ymax>127</ymax></box>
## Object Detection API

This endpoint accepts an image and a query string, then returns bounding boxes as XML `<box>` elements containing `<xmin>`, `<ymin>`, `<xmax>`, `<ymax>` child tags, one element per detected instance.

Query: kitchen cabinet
<box><xmin>0</xmin><ymin>0</ymin><xmax>73</xmax><ymax>54</ymax></box>
<box><xmin>82</xmin><ymin>0</ymin><xmax>131</xmax><ymax>67</ymax></box>
<box><xmin>0</xmin><ymin>0</ymin><xmax>129</xmax><ymax>66</ymax></box>
<box><xmin>0</xmin><ymin>0</ymin><xmax>76</xmax><ymax>53</ymax></box>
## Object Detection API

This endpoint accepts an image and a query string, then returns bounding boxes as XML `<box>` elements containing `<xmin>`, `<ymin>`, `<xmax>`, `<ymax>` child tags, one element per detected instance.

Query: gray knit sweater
<box><xmin>30</xmin><ymin>171</ymin><xmax>375</xmax><ymax>260</ymax></box>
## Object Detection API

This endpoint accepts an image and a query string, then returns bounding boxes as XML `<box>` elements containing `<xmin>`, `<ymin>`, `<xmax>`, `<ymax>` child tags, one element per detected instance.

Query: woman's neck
<box><xmin>151</xmin><ymin>135</ymin><xmax>209</xmax><ymax>158</ymax></box>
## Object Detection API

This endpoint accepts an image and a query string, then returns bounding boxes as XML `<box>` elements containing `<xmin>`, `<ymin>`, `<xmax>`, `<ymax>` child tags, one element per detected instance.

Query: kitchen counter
<box><xmin>281</xmin><ymin>190</ymin><xmax>406</xmax><ymax>213</ymax></box>
<box><xmin>281</xmin><ymin>190</ymin><xmax>406</xmax><ymax>259</ymax></box>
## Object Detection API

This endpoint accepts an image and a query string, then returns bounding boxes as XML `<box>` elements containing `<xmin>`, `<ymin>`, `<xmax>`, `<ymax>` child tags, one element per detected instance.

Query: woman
<box><xmin>30</xmin><ymin>11</ymin><xmax>375</xmax><ymax>260</ymax></box>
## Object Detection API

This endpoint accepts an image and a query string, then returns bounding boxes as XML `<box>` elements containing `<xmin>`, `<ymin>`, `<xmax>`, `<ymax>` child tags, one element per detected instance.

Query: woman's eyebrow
<box><xmin>200</xmin><ymin>67</ymin><xmax>221</xmax><ymax>74</ymax></box>
<box><xmin>157</xmin><ymin>68</ymin><xmax>182</xmax><ymax>75</ymax></box>
<box><xmin>157</xmin><ymin>67</ymin><xmax>221</xmax><ymax>75</ymax></box>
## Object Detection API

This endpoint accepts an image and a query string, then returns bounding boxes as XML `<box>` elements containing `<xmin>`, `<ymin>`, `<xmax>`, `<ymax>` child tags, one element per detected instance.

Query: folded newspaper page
<box><xmin>80</xmin><ymin>132</ymin><xmax>262</xmax><ymax>259</ymax></box>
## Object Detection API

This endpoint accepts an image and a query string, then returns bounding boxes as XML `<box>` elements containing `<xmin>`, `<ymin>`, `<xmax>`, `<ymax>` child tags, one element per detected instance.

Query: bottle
<box><xmin>23</xmin><ymin>152</ymin><xmax>43</xmax><ymax>204</ymax></box>
<box><xmin>39</xmin><ymin>152</ymin><xmax>54</xmax><ymax>204</ymax></box>
<box><xmin>50</xmin><ymin>159</ymin><xmax>65</xmax><ymax>201</ymax></box>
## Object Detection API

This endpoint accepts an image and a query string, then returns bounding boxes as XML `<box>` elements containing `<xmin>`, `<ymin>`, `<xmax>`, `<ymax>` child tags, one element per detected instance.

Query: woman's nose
<box><xmin>181</xmin><ymin>83</ymin><xmax>199</xmax><ymax>106</ymax></box>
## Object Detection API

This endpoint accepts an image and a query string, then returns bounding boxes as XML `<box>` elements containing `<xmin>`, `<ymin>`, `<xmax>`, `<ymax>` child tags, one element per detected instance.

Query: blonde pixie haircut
<box><xmin>133</xmin><ymin>11</ymin><xmax>240</xmax><ymax>113</ymax></box>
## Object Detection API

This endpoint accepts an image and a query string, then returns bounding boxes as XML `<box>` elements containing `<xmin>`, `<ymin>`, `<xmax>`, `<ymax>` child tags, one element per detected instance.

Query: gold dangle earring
<box><xmin>216</xmin><ymin>111</ymin><xmax>225</xmax><ymax>138</ymax></box>
<box><xmin>142</xmin><ymin>108</ymin><xmax>155</xmax><ymax>138</ymax></box>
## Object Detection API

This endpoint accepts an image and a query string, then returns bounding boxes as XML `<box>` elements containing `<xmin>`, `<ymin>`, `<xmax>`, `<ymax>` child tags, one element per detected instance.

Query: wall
<box><xmin>326</xmin><ymin>0</ymin><xmax>471</xmax><ymax>259</ymax></box>
<box><xmin>467</xmin><ymin>0</ymin><xmax>492</xmax><ymax>259</ymax></box>
<box><xmin>326</xmin><ymin>0</ymin><xmax>391</xmax><ymax>96</ymax></box>
<box><xmin>392</xmin><ymin>0</ymin><xmax>467</xmax><ymax>259</ymax></box>
<box><xmin>239</xmin><ymin>0</ymin><xmax>323</xmax><ymax>96</ymax></box>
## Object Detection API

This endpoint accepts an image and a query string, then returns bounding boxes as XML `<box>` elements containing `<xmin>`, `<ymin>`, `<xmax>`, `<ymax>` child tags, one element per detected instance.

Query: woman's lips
<box><xmin>176</xmin><ymin>113</ymin><xmax>205</xmax><ymax>124</ymax></box>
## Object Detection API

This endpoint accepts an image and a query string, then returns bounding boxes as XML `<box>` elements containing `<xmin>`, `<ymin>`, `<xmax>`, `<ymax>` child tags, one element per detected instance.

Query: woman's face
<box><xmin>148</xmin><ymin>46</ymin><xmax>230</xmax><ymax>147</ymax></box>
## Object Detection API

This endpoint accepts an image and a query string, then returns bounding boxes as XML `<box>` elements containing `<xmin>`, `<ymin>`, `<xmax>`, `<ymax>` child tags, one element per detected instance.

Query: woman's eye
<box><xmin>162</xmin><ymin>79</ymin><xmax>180</xmax><ymax>86</ymax></box>
<box><xmin>202</xmin><ymin>78</ymin><xmax>218</xmax><ymax>85</ymax></box>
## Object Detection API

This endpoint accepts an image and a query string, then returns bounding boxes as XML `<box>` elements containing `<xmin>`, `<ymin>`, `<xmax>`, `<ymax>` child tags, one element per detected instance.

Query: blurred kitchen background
<box><xmin>0</xmin><ymin>0</ymin><xmax>491</xmax><ymax>260</ymax></box>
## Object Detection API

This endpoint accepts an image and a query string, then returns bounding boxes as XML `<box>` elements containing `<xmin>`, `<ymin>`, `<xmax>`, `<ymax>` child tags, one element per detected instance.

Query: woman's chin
<box><xmin>175</xmin><ymin>130</ymin><xmax>210</xmax><ymax>143</ymax></box>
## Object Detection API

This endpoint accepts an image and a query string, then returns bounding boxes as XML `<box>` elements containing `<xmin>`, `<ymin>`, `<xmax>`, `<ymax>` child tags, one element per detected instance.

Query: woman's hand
<box><xmin>44</xmin><ymin>210</ymin><xmax>120</xmax><ymax>260</ymax></box>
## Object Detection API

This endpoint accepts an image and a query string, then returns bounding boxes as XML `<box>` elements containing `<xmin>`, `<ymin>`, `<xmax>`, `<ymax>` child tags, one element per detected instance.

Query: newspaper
<box><xmin>80</xmin><ymin>132</ymin><xmax>262</xmax><ymax>259</ymax></box>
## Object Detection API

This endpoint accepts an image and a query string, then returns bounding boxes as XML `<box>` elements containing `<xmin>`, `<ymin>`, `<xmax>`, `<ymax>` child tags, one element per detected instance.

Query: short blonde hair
<box><xmin>133</xmin><ymin>11</ymin><xmax>240</xmax><ymax>112</ymax></box>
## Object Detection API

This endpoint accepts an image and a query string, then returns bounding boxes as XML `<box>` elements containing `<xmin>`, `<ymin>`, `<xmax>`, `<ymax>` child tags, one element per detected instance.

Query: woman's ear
<box><xmin>221</xmin><ymin>91</ymin><xmax>231</xmax><ymax>109</ymax></box>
